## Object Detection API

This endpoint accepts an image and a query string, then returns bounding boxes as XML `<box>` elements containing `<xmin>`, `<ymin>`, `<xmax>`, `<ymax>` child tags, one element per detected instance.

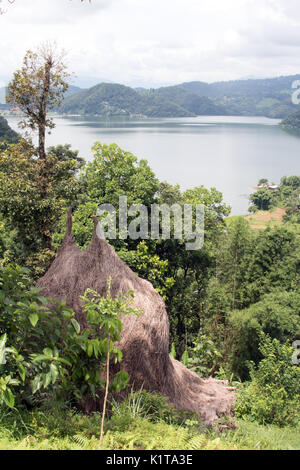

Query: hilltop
<box><xmin>59</xmin><ymin>74</ymin><xmax>300</xmax><ymax>118</ymax></box>
<box><xmin>59</xmin><ymin>82</ymin><xmax>224</xmax><ymax>117</ymax></box>
<box><xmin>280</xmin><ymin>108</ymin><xmax>300</xmax><ymax>131</ymax></box>
<box><xmin>180</xmin><ymin>74</ymin><xmax>300</xmax><ymax>117</ymax></box>
<box><xmin>0</xmin><ymin>116</ymin><xmax>19</xmax><ymax>143</ymax></box>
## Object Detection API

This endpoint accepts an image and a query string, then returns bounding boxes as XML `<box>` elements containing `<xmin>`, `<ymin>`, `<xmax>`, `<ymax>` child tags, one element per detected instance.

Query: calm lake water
<box><xmin>7</xmin><ymin>115</ymin><xmax>300</xmax><ymax>215</ymax></box>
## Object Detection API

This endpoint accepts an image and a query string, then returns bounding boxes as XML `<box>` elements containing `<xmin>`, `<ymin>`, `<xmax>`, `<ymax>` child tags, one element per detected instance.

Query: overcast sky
<box><xmin>1</xmin><ymin>0</ymin><xmax>300</xmax><ymax>88</ymax></box>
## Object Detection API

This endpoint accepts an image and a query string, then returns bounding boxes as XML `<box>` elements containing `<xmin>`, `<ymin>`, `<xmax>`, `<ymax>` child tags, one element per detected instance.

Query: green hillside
<box><xmin>0</xmin><ymin>116</ymin><xmax>19</xmax><ymax>143</ymax></box>
<box><xmin>60</xmin><ymin>82</ymin><xmax>226</xmax><ymax>117</ymax></box>
<box><xmin>60</xmin><ymin>74</ymin><xmax>300</xmax><ymax>118</ymax></box>
<box><xmin>280</xmin><ymin>108</ymin><xmax>300</xmax><ymax>131</ymax></box>
<box><xmin>180</xmin><ymin>75</ymin><xmax>300</xmax><ymax>118</ymax></box>
<box><xmin>138</xmin><ymin>85</ymin><xmax>227</xmax><ymax>116</ymax></box>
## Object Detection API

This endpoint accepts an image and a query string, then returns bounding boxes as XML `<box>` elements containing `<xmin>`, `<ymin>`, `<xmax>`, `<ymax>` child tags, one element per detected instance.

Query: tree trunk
<box><xmin>99</xmin><ymin>334</ymin><xmax>110</xmax><ymax>450</ymax></box>
<box><xmin>38</xmin><ymin>124</ymin><xmax>46</xmax><ymax>160</ymax></box>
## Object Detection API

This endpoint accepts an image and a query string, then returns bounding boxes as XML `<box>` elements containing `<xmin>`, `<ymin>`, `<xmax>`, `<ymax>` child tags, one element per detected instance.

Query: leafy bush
<box><xmin>229</xmin><ymin>290</ymin><xmax>300</xmax><ymax>378</ymax></box>
<box><xmin>0</xmin><ymin>265</ymin><xmax>139</xmax><ymax>412</ymax></box>
<box><xmin>186</xmin><ymin>333</ymin><xmax>222</xmax><ymax>377</ymax></box>
<box><xmin>235</xmin><ymin>334</ymin><xmax>300</xmax><ymax>426</ymax></box>
<box><xmin>109</xmin><ymin>388</ymin><xmax>204</xmax><ymax>432</ymax></box>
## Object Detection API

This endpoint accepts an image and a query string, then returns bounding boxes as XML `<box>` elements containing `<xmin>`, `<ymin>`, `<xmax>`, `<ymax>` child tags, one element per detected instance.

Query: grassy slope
<box><xmin>227</xmin><ymin>207</ymin><xmax>300</xmax><ymax>238</ymax></box>
<box><xmin>0</xmin><ymin>408</ymin><xmax>300</xmax><ymax>450</ymax></box>
<box><xmin>245</xmin><ymin>207</ymin><xmax>286</xmax><ymax>229</ymax></box>
<box><xmin>227</xmin><ymin>207</ymin><xmax>286</xmax><ymax>230</ymax></box>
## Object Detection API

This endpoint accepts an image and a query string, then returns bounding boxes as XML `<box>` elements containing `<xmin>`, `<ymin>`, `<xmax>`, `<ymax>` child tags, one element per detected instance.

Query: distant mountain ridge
<box><xmin>2</xmin><ymin>74</ymin><xmax>300</xmax><ymax>119</ymax></box>
<box><xmin>0</xmin><ymin>84</ymin><xmax>81</xmax><ymax>111</ymax></box>
<box><xmin>59</xmin><ymin>74</ymin><xmax>300</xmax><ymax>119</ymax></box>
<box><xmin>179</xmin><ymin>75</ymin><xmax>300</xmax><ymax>118</ymax></box>
<box><xmin>0</xmin><ymin>116</ymin><xmax>19</xmax><ymax>143</ymax></box>
<box><xmin>280</xmin><ymin>108</ymin><xmax>300</xmax><ymax>131</ymax></box>
<box><xmin>59</xmin><ymin>82</ymin><xmax>224</xmax><ymax>118</ymax></box>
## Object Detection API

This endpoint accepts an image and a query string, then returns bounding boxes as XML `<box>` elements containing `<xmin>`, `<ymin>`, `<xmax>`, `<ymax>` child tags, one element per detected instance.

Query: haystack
<box><xmin>37</xmin><ymin>210</ymin><xmax>235</xmax><ymax>425</ymax></box>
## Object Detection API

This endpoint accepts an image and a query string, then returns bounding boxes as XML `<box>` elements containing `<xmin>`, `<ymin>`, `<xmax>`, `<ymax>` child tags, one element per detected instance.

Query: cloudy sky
<box><xmin>1</xmin><ymin>0</ymin><xmax>300</xmax><ymax>88</ymax></box>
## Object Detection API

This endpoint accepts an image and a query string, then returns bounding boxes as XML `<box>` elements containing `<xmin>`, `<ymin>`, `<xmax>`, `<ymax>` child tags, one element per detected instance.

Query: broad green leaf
<box><xmin>50</xmin><ymin>363</ymin><xmax>58</xmax><ymax>384</ymax></box>
<box><xmin>17</xmin><ymin>363</ymin><xmax>26</xmax><ymax>382</ymax></box>
<box><xmin>32</xmin><ymin>376</ymin><xmax>42</xmax><ymax>394</ymax></box>
<box><xmin>3</xmin><ymin>388</ymin><xmax>14</xmax><ymax>408</ymax></box>
<box><xmin>71</xmin><ymin>318</ymin><xmax>80</xmax><ymax>334</ymax></box>
<box><xmin>43</xmin><ymin>348</ymin><xmax>53</xmax><ymax>358</ymax></box>
<box><xmin>29</xmin><ymin>313</ymin><xmax>39</xmax><ymax>327</ymax></box>
<box><xmin>87</xmin><ymin>341</ymin><xmax>93</xmax><ymax>357</ymax></box>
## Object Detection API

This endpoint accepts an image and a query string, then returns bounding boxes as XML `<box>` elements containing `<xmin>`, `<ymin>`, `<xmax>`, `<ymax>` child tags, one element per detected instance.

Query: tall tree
<box><xmin>1</xmin><ymin>46</ymin><xmax>83</xmax><ymax>275</ymax></box>
<box><xmin>7</xmin><ymin>44</ymin><xmax>70</xmax><ymax>160</ymax></box>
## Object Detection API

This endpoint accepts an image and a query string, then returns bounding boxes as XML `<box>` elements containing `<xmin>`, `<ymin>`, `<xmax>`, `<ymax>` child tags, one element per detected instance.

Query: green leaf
<box><xmin>50</xmin><ymin>363</ymin><xmax>58</xmax><ymax>384</ymax></box>
<box><xmin>87</xmin><ymin>341</ymin><xmax>93</xmax><ymax>357</ymax></box>
<box><xmin>3</xmin><ymin>388</ymin><xmax>14</xmax><ymax>408</ymax></box>
<box><xmin>181</xmin><ymin>350</ymin><xmax>189</xmax><ymax>367</ymax></box>
<box><xmin>0</xmin><ymin>334</ymin><xmax>7</xmax><ymax>365</ymax></box>
<box><xmin>32</xmin><ymin>376</ymin><xmax>42</xmax><ymax>394</ymax></box>
<box><xmin>43</xmin><ymin>372</ymin><xmax>52</xmax><ymax>388</ymax></box>
<box><xmin>29</xmin><ymin>313</ymin><xmax>39</xmax><ymax>327</ymax></box>
<box><xmin>17</xmin><ymin>363</ymin><xmax>26</xmax><ymax>382</ymax></box>
<box><xmin>110</xmin><ymin>371</ymin><xmax>129</xmax><ymax>392</ymax></box>
<box><xmin>43</xmin><ymin>348</ymin><xmax>53</xmax><ymax>358</ymax></box>
<box><xmin>170</xmin><ymin>343</ymin><xmax>176</xmax><ymax>359</ymax></box>
<box><xmin>71</xmin><ymin>318</ymin><xmax>80</xmax><ymax>334</ymax></box>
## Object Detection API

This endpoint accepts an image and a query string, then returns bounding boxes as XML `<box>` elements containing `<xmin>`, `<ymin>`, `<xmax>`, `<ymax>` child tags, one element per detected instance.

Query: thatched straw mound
<box><xmin>37</xmin><ymin>210</ymin><xmax>235</xmax><ymax>425</ymax></box>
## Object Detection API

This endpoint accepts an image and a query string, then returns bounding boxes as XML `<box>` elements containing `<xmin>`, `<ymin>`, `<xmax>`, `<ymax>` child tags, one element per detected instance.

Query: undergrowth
<box><xmin>1</xmin><ymin>389</ymin><xmax>300</xmax><ymax>450</ymax></box>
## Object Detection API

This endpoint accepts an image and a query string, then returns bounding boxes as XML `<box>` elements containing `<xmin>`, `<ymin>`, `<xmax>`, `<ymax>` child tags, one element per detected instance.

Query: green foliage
<box><xmin>60</xmin><ymin>82</ymin><xmax>223</xmax><ymax>118</ymax></box>
<box><xmin>281</xmin><ymin>109</ymin><xmax>300</xmax><ymax>131</ymax></box>
<box><xmin>229</xmin><ymin>291</ymin><xmax>300</xmax><ymax>378</ymax></box>
<box><xmin>181</xmin><ymin>75</ymin><xmax>300</xmax><ymax>118</ymax></box>
<box><xmin>80</xmin><ymin>283</ymin><xmax>141</xmax><ymax>393</ymax></box>
<box><xmin>0</xmin><ymin>265</ymin><xmax>140</xmax><ymax>410</ymax></box>
<box><xmin>2</xmin><ymin>405</ymin><xmax>300</xmax><ymax>450</ymax></box>
<box><xmin>186</xmin><ymin>333</ymin><xmax>222</xmax><ymax>377</ymax></box>
<box><xmin>0</xmin><ymin>117</ymin><xmax>19</xmax><ymax>145</ymax></box>
<box><xmin>243</xmin><ymin>226</ymin><xmax>299</xmax><ymax>304</ymax></box>
<box><xmin>118</xmin><ymin>241</ymin><xmax>174</xmax><ymax>299</ymax></box>
<box><xmin>110</xmin><ymin>389</ymin><xmax>201</xmax><ymax>428</ymax></box>
<box><xmin>250</xmin><ymin>175</ymin><xmax>300</xmax><ymax>213</ymax></box>
<box><xmin>60</xmin><ymin>74</ymin><xmax>300</xmax><ymax>119</ymax></box>
<box><xmin>0</xmin><ymin>264</ymin><xmax>79</xmax><ymax>407</ymax></box>
<box><xmin>250</xmin><ymin>188</ymin><xmax>275</xmax><ymax>211</ymax></box>
<box><xmin>0</xmin><ymin>141</ymin><xmax>84</xmax><ymax>276</ymax></box>
<box><xmin>80</xmin><ymin>282</ymin><xmax>142</xmax><ymax>448</ymax></box>
<box><xmin>86</xmin><ymin>141</ymin><xmax>159</xmax><ymax>208</ymax></box>
<box><xmin>235</xmin><ymin>335</ymin><xmax>300</xmax><ymax>426</ymax></box>
<box><xmin>7</xmin><ymin>46</ymin><xmax>70</xmax><ymax>158</ymax></box>
<box><xmin>0</xmin><ymin>47</ymin><xmax>81</xmax><ymax>276</ymax></box>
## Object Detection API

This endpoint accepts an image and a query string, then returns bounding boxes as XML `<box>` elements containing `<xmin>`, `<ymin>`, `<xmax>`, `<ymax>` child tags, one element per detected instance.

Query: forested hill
<box><xmin>60</xmin><ymin>82</ymin><xmax>224</xmax><ymax>117</ymax></box>
<box><xmin>280</xmin><ymin>109</ymin><xmax>300</xmax><ymax>131</ymax></box>
<box><xmin>180</xmin><ymin>74</ymin><xmax>300</xmax><ymax>118</ymax></box>
<box><xmin>3</xmin><ymin>74</ymin><xmax>300</xmax><ymax>118</ymax></box>
<box><xmin>0</xmin><ymin>116</ymin><xmax>18</xmax><ymax>143</ymax></box>
<box><xmin>59</xmin><ymin>74</ymin><xmax>300</xmax><ymax>118</ymax></box>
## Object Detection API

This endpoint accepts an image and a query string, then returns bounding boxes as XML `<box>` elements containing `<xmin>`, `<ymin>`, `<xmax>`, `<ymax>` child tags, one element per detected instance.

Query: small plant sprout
<box><xmin>80</xmin><ymin>278</ymin><xmax>142</xmax><ymax>450</ymax></box>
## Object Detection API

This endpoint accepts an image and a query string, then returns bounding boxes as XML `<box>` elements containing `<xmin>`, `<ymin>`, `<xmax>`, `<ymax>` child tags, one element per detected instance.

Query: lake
<box><xmin>7</xmin><ymin>115</ymin><xmax>300</xmax><ymax>215</ymax></box>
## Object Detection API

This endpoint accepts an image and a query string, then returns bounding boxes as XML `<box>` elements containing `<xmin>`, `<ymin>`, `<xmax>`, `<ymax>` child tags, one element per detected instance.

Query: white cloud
<box><xmin>0</xmin><ymin>0</ymin><xmax>300</xmax><ymax>87</ymax></box>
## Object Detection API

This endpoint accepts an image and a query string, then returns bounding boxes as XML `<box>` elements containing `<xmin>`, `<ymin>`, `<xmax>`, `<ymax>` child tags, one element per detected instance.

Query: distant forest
<box><xmin>2</xmin><ymin>74</ymin><xmax>300</xmax><ymax>121</ymax></box>
<box><xmin>56</xmin><ymin>74</ymin><xmax>300</xmax><ymax>119</ymax></box>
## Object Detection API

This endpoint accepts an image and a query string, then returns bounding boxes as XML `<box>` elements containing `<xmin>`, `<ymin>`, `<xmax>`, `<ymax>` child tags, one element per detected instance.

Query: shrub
<box><xmin>235</xmin><ymin>334</ymin><xmax>300</xmax><ymax>426</ymax></box>
<box><xmin>229</xmin><ymin>291</ymin><xmax>300</xmax><ymax>378</ymax></box>
<box><xmin>109</xmin><ymin>389</ymin><xmax>204</xmax><ymax>432</ymax></box>
<box><xmin>186</xmin><ymin>333</ymin><xmax>222</xmax><ymax>378</ymax></box>
<box><xmin>0</xmin><ymin>265</ymin><xmax>139</xmax><ymax>414</ymax></box>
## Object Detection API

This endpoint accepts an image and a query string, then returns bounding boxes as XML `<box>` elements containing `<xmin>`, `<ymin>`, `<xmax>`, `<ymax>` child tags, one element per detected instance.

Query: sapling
<box><xmin>81</xmin><ymin>279</ymin><xmax>142</xmax><ymax>449</ymax></box>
